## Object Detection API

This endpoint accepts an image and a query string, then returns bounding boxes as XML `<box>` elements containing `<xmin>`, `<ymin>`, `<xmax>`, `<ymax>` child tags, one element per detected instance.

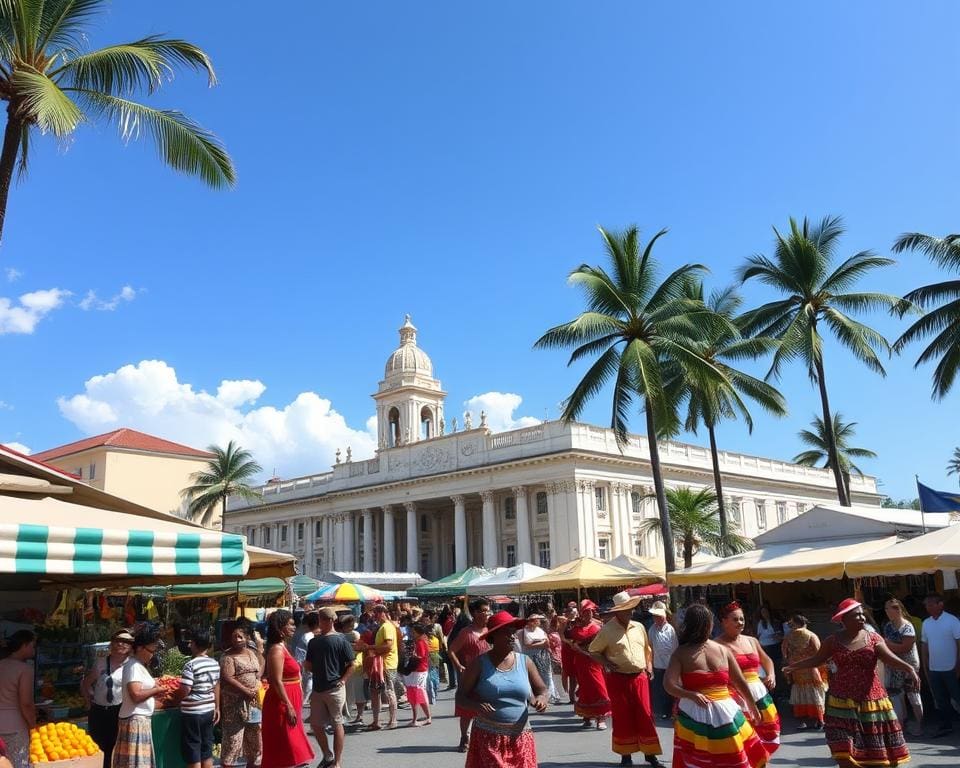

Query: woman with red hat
<box><xmin>564</xmin><ymin>599</ymin><xmax>611</xmax><ymax>729</ymax></box>
<box><xmin>784</xmin><ymin>598</ymin><xmax>917</xmax><ymax>767</ymax></box>
<box><xmin>456</xmin><ymin>611</ymin><xmax>549</xmax><ymax>768</ymax></box>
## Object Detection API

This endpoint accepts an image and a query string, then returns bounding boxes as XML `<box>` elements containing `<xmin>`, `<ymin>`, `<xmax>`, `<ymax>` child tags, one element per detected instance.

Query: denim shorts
<box><xmin>180</xmin><ymin>711</ymin><xmax>215</xmax><ymax>763</ymax></box>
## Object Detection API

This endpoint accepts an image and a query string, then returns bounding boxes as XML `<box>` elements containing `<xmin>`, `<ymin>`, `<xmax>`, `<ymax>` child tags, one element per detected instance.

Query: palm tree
<box><xmin>891</xmin><ymin>232</ymin><xmax>960</xmax><ymax>399</ymax></box>
<box><xmin>668</xmin><ymin>282</ymin><xmax>788</xmax><ymax>553</ymax></box>
<box><xmin>637</xmin><ymin>486</ymin><xmax>752</xmax><ymax>570</ymax></box>
<box><xmin>792</xmin><ymin>413</ymin><xmax>877</xmax><ymax>503</ymax></box>
<box><xmin>0</xmin><ymin>0</ymin><xmax>235</xmax><ymax>240</ymax></box>
<box><xmin>534</xmin><ymin>226</ymin><xmax>731</xmax><ymax>573</ymax></box>
<box><xmin>737</xmin><ymin>215</ymin><xmax>901</xmax><ymax>506</ymax></box>
<box><xmin>181</xmin><ymin>441</ymin><xmax>262</xmax><ymax>529</ymax></box>
<box><xmin>948</xmin><ymin>447</ymin><xmax>960</xmax><ymax>486</ymax></box>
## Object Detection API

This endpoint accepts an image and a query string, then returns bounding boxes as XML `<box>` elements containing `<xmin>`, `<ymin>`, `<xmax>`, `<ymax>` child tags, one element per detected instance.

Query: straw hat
<box><xmin>648</xmin><ymin>601</ymin><xmax>668</xmax><ymax>618</ymax></box>
<box><xmin>603</xmin><ymin>590</ymin><xmax>642</xmax><ymax>614</ymax></box>
<box><xmin>831</xmin><ymin>598</ymin><xmax>862</xmax><ymax>624</ymax></box>
<box><xmin>111</xmin><ymin>629</ymin><xmax>135</xmax><ymax>643</ymax></box>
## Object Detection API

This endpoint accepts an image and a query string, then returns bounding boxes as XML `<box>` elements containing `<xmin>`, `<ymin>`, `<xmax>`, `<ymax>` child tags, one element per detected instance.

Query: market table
<box><xmin>152</xmin><ymin>708</ymin><xmax>183</xmax><ymax>768</ymax></box>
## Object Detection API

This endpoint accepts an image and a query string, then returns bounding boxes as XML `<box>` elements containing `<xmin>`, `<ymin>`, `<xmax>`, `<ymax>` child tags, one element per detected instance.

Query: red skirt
<box><xmin>561</xmin><ymin>643</ymin><xmax>577</xmax><ymax>676</ymax></box>
<box><xmin>260</xmin><ymin>681</ymin><xmax>314</xmax><ymax>768</ymax></box>
<box><xmin>574</xmin><ymin>655</ymin><xmax>611</xmax><ymax>719</ymax></box>
<box><xmin>606</xmin><ymin>672</ymin><xmax>662</xmax><ymax>756</ymax></box>
<box><xmin>465</xmin><ymin>727</ymin><xmax>537</xmax><ymax>768</ymax></box>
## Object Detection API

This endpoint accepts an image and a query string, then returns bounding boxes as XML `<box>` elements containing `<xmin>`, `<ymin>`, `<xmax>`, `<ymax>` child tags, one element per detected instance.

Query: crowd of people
<box><xmin>1</xmin><ymin>589</ymin><xmax>959</xmax><ymax>768</ymax></box>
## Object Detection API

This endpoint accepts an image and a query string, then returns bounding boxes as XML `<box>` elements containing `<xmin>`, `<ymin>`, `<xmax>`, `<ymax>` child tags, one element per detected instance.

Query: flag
<box><xmin>916</xmin><ymin>480</ymin><xmax>960</xmax><ymax>513</ymax></box>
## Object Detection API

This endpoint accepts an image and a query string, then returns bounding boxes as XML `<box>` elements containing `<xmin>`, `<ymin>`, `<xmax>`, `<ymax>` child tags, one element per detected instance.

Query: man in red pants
<box><xmin>589</xmin><ymin>591</ymin><xmax>664</xmax><ymax>767</ymax></box>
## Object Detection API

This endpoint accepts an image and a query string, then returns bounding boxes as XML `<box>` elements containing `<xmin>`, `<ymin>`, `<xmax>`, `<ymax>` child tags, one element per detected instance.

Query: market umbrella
<box><xmin>518</xmin><ymin>557</ymin><xmax>643</xmax><ymax>594</ymax></box>
<box><xmin>467</xmin><ymin>563</ymin><xmax>551</xmax><ymax>596</ymax></box>
<box><xmin>627</xmin><ymin>583</ymin><xmax>668</xmax><ymax>597</ymax></box>
<box><xmin>289</xmin><ymin>575</ymin><xmax>327</xmax><ymax>597</ymax></box>
<box><xmin>407</xmin><ymin>567</ymin><xmax>494</xmax><ymax>598</ymax></box>
<box><xmin>303</xmin><ymin>582</ymin><xmax>385</xmax><ymax>603</ymax></box>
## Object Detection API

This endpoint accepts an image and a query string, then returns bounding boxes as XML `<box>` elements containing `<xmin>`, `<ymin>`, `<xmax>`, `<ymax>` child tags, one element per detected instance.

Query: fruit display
<box><xmin>155</xmin><ymin>675</ymin><xmax>181</xmax><ymax>709</ymax></box>
<box><xmin>29</xmin><ymin>722</ymin><xmax>100</xmax><ymax>764</ymax></box>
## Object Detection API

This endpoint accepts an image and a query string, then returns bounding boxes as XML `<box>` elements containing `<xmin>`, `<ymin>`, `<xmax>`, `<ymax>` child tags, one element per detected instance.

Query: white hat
<box><xmin>604</xmin><ymin>590</ymin><xmax>642</xmax><ymax>613</ymax></box>
<box><xmin>648</xmin><ymin>601</ymin><xmax>668</xmax><ymax>617</ymax></box>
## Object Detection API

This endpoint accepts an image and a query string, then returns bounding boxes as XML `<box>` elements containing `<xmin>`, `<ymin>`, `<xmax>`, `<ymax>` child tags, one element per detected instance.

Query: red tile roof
<box><xmin>32</xmin><ymin>428</ymin><xmax>215</xmax><ymax>462</ymax></box>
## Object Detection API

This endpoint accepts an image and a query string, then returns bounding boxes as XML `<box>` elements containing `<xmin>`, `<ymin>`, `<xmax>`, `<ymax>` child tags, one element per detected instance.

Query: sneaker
<box><xmin>797</xmin><ymin>723</ymin><xmax>808</xmax><ymax>730</ymax></box>
<box><xmin>620</xmin><ymin>757</ymin><xmax>633</xmax><ymax>766</ymax></box>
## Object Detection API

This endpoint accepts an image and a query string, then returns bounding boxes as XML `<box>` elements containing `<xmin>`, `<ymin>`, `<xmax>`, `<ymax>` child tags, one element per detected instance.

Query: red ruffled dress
<box><xmin>823</xmin><ymin>633</ymin><xmax>909</xmax><ymax>767</ymax></box>
<box><xmin>260</xmin><ymin>646</ymin><xmax>314</xmax><ymax>768</ymax></box>
<box><xmin>568</xmin><ymin>621</ymin><xmax>611</xmax><ymax>719</ymax></box>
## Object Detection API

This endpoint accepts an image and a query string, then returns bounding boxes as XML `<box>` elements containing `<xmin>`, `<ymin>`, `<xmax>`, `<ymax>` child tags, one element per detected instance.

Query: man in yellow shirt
<box><xmin>588</xmin><ymin>591</ymin><xmax>664</xmax><ymax>768</ymax></box>
<box><xmin>367</xmin><ymin>604</ymin><xmax>398</xmax><ymax>730</ymax></box>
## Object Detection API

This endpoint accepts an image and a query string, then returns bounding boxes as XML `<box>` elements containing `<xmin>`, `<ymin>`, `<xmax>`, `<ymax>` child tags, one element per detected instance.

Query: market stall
<box><xmin>407</xmin><ymin>566</ymin><xmax>495</xmax><ymax>599</ymax></box>
<box><xmin>466</xmin><ymin>562</ymin><xmax>550</xmax><ymax>596</ymax></box>
<box><xmin>519</xmin><ymin>556</ymin><xmax>646</xmax><ymax>594</ymax></box>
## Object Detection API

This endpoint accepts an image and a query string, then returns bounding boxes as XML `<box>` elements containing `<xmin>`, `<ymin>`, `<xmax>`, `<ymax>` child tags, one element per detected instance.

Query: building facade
<box><xmin>32</xmin><ymin>429</ymin><xmax>215</xmax><ymax>523</ymax></box>
<box><xmin>225</xmin><ymin>317</ymin><xmax>882</xmax><ymax>579</ymax></box>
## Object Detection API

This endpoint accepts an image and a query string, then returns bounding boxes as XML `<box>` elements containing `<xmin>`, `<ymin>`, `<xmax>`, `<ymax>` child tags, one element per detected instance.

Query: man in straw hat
<box><xmin>588</xmin><ymin>591</ymin><xmax>664</xmax><ymax>767</ymax></box>
<box><xmin>646</xmin><ymin>601</ymin><xmax>677</xmax><ymax>721</ymax></box>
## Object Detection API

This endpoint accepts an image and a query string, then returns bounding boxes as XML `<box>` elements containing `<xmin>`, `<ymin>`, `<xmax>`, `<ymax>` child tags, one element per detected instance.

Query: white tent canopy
<box><xmin>467</xmin><ymin>562</ymin><xmax>551</xmax><ymax>595</ymax></box>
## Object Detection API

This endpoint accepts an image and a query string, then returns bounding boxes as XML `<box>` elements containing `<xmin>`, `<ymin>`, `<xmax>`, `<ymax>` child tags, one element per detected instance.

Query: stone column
<box><xmin>362</xmin><ymin>509</ymin><xmax>373</xmax><ymax>571</ymax></box>
<box><xmin>513</xmin><ymin>485</ymin><xmax>532</xmax><ymax>565</ymax></box>
<box><xmin>579</xmin><ymin>479</ymin><xmax>596</xmax><ymax>558</ymax></box>
<box><xmin>480</xmin><ymin>490</ymin><xmax>498</xmax><ymax>569</ymax></box>
<box><xmin>343</xmin><ymin>511</ymin><xmax>355</xmax><ymax>570</ymax></box>
<box><xmin>431</xmin><ymin>512</ymin><xmax>442</xmax><ymax>578</ymax></box>
<box><xmin>383</xmin><ymin>505</ymin><xmax>396</xmax><ymax>572</ymax></box>
<box><xmin>405</xmin><ymin>502</ymin><xmax>418</xmax><ymax>573</ymax></box>
<box><xmin>611</xmin><ymin>483</ymin><xmax>631</xmax><ymax>557</ymax></box>
<box><xmin>452</xmin><ymin>495</ymin><xmax>467</xmax><ymax>572</ymax></box>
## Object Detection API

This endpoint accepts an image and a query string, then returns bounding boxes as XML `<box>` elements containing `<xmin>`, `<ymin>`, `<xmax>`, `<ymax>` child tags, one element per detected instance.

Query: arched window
<box><xmin>420</xmin><ymin>406</ymin><xmax>433</xmax><ymax>440</ymax></box>
<box><xmin>388</xmin><ymin>407</ymin><xmax>401</xmax><ymax>447</ymax></box>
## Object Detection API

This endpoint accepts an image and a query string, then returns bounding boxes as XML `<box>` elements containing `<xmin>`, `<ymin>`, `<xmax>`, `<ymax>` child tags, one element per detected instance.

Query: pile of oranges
<box><xmin>29</xmin><ymin>722</ymin><xmax>100</xmax><ymax>764</ymax></box>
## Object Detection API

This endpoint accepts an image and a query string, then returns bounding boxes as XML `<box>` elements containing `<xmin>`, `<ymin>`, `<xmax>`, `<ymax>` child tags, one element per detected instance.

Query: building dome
<box><xmin>384</xmin><ymin>315</ymin><xmax>433</xmax><ymax>378</ymax></box>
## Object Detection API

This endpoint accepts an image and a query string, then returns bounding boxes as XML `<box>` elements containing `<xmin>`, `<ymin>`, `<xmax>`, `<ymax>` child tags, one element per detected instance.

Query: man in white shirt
<box><xmin>646</xmin><ymin>602</ymin><xmax>678</xmax><ymax>720</ymax></box>
<box><xmin>920</xmin><ymin>593</ymin><xmax>960</xmax><ymax>736</ymax></box>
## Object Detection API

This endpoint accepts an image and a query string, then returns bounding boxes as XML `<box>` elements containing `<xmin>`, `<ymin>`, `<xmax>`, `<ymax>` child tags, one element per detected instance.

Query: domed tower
<box><xmin>374</xmin><ymin>315</ymin><xmax>447</xmax><ymax>449</ymax></box>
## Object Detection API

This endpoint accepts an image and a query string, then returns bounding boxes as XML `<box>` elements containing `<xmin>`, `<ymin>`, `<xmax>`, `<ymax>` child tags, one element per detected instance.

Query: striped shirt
<box><xmin>180</xmin><ymin>655</ymin><xmax>220</xmax><ymax>714</ymax></box>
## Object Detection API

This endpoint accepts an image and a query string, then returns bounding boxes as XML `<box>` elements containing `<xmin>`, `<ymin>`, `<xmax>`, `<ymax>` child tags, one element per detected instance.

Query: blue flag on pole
<box><xmin>916</xmin><ymin>480</ymin><xmax>960</xmax><ymax>513</ymax></box>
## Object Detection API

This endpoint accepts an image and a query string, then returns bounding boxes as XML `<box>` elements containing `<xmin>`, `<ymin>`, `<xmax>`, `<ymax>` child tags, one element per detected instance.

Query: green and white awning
<box><xmin>0</xmin><ymin>493</ymin><xmax>249</xmax><ymax>584</ymax></box>
<box><xmin>2</xmin><ymin>523</ymin><xmax>247</xmax><ymax>578</ymax></box>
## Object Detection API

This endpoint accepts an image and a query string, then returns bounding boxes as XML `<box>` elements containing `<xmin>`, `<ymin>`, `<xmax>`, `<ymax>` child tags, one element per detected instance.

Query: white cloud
<box><xmin>4</xmin><ymin>267</ymin><xmax>21</xmax><ymax>283</ymax></box>
<box><xmin>57</xmin><ymin>360</ymin><xmax>377</xmax><ymax>479</ymax></box>
<box><xmin>463</xmin><ymin>391</ymin><xmax>540</xmax><ymax>432</ymax></box>
<box><xmin>1</xmin><ymin>441</ymin><xmax>31</xmax><ymax>455</ymax></box>
<box><xmin>79</xmin><ymin>285</ymin><xmax>138</xmax><ymax>311</ymax></box>
<box><xmin>0</xmin><ymin>288</ymin><xmax>70</xmax><ymax>334</ymax></box>
<box><xmin>0</xmin><ymin>400</ymin><xmax>12</xmax><ymax>411</ymax></box>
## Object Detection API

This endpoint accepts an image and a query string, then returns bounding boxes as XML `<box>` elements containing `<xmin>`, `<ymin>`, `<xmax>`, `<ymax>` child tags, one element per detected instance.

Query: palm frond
<box><xmin>822</xmin><ymin>308</ymin><xmax>890</xmax><ymax>375</ymax></box>
<box><xmin>893</xmin><ymin>232</ymin><xmax>960</xmax><ymax>270</ymax></box>
<box><xmin>533</xmin><ymin>312</ymin><xmax>624</xmax><ymax>351</ymax></box>
<box><xmin>11</xmin><ymin>69</ymin><xmax>83</xmax><ymax>135</ymax></box>
<box><xmin>71</xmin><ymin>90</ymin><xmax>235</xmax><ymax>187</ymax></box>
<box><xmin>820</xmin><ymin>252</ymin><xmax>895</xmax><ymax>294</ymax></box>
<box><xmin>37</xmin><ymin>0</ymin><xmax>104</xmax><ymax>53</ymax></box>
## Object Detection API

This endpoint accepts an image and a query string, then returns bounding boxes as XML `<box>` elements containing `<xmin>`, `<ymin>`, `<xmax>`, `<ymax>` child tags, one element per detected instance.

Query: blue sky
<box><xmin>1</xmin><ymin>1</ymin><xmax>958</xmax><ymax>500</ymax></box>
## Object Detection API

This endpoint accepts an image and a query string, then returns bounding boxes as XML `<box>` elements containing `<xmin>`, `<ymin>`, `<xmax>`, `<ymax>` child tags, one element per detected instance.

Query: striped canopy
<box><xmin>1</xmin><ymin>494</ymin><xmax>249</xmax><ymax>586</ymax></box>
<box><xmin>304</xmin><ymin>582</ymin><xmax>384</xmax><ymax>603</ymax></box>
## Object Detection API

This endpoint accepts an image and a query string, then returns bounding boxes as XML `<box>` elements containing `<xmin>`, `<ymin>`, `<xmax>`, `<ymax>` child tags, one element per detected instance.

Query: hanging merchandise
<box><xmin>124</xmin><ymin>595</ymin><xmax>136</xmax><ymax>626</ymax></box>
<box><xmin>99</xmin><ymin>593</ymin><xmax>112</xmax><ymax>620</ymax></box>
<box><xmin>145</xmin><ymin>598</ymin><xmax>160</xmax><ymax>621</ymax></box>
<box><xmin>49</xmin><ymin>591</ymin><xmax>69</xmax><ymax>626</ymax></box>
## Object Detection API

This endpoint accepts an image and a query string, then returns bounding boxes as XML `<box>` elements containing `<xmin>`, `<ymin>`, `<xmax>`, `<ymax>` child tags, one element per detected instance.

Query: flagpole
<box><xmin>915</xmin><ymin>474</ymin><xmax>928</xmax><ymax>534</ymax></box>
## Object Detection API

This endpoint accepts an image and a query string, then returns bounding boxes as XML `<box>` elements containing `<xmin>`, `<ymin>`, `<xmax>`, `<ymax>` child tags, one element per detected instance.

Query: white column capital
<box><xmin>511</xmin><ymin>485</ymin><xmax>526</xmax><ymax>496</ymax></box>
<box><xmin>479</xmin><ymin>490</ymin><xmax>495</xmax><ymax>504</ymax></box>
<box><xmin>578</xmin><ymin>478</ymin><xmax>595</xmax><ymax>492</ymax></box>
<box><xmin>450</xmin><ymin>494</ymin><xmax>466</xmax><ymax>506</ymax></box>
<box><xmin>404</xmin><ymin>501</ymin><xmax>417</xmax><ymax>514</ymax></box>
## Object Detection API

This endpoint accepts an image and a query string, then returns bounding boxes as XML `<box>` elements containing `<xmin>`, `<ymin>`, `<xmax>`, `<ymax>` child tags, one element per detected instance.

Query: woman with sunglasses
<box><xmin>82</xmin><ymin>630</ymin><xmax>135</xmax><ymax>768</ymax></box>
<box><xmin>113</xmin><ymin>629</ymin><xmax>164</xmax><ymax>768</ymax></box>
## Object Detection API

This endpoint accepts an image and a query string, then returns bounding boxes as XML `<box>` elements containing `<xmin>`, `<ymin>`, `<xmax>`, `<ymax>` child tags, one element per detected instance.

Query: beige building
<box><xmin>32</xmin><ymin>429</ymin><xmax>215</xmax><ymax>523</ymax></box>
<box><xmin>225</xmin><ymin>317</ymin><xmax>883</xmax><ymax>580</ymax></box>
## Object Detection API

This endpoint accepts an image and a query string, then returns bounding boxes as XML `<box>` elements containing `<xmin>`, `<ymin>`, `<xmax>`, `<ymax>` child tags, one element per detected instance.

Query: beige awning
<box><xmin>667</xmin><ymin>536</ymin><xmax>900</xmax><ymax>586</ymax></box>
<box><xmin>846</xmin><ymin>524</ymin><xmax>960</xmax><ymax>577</ymax></box>
<box><xmin>519</xmin><ymin>556</ymin><xmax>652</xmax><ymax>593</ymax></box>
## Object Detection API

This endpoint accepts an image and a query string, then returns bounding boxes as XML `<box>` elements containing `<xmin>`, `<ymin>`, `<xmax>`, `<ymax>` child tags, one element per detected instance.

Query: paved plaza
<box><xmin>306</xmin><ymin>687</ymin><xmax>960</xmax><ymax>767</ymax></box>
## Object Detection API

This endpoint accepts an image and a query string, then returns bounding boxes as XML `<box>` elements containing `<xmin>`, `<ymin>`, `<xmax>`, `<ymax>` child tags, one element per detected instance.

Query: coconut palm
<box><xmin>534</xmin><ymin>226</ymin><xmax>732</xmax><ymax>573</ymax></box>
<box><xmin>0</xmin><ymin>0</ymin><xmax>235</xmax><ymax>240</ymax></box>
<box><xmin>667</xmin><ymin>282</ymin><xmax>787</xmax><ymax>553</ymax></box>
<box><xmin>737</xmin><ymin>215</ymin><xmax>901</xmax><ymax>506</ymax></box>
<box><xmin>948</xmin><ymin>447</ymin><xmax>960</xmax><ymax>485</ymax></box>
<box><xmin>637</xmin><ymin>486</ymin><xmax>752</xmax><ymax>570</ymax></box>
<box><xmin>891</xmin><ymin>232</ymin><xmax>960</xmax><ymax>399</ymax></box>
<box><xmin>792</xmin><ymin>413</ymin><xmax>877</xmax><ymax>503</ymax></box>
<box><xmin>181</xmin><ymin>441</ymin><xmax>262</xmax><ymax>529</ymax></box>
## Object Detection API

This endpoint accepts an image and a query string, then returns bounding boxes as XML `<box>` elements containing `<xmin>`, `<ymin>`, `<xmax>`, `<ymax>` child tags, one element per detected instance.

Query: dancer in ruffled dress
<box><xmin>666</xmin><ymin>605</ymin><xmax>767</xmax><ymax>768</ymax></box>
<box><xmin>714</xmin><ymin>602</ymin><xmax>780</xmax><ymax>756</ymax></box>
<box><xmin>784</xmin><ymin>598</ymin><xmax>915</xmax><ymax>768</ymax></box>
<box><xmin>783</xmin><ymin>613</ymin><xmax>826</xmax><ymax>730</ymax></box>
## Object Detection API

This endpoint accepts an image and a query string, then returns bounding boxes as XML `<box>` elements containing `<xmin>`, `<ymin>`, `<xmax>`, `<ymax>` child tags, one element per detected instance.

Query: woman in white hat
<box><xmin>81</xmin><ymin>629</ymin><xmax>134</xmax><ymax>768</ymax></box>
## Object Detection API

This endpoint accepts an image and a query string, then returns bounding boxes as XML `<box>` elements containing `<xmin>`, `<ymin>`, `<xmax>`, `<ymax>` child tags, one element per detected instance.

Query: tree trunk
<box><xmin>813</xmin><ymin>355</ymin><xmax>850</xmax><ymax>506</ymax></box>
<box><xmin>221</xmin><ymin>496</ymin><xmax>227</xmax><ymax>531</ymax></box>
<box><xmin>842</xmin><ymin>470</ymin><xmax>852</xmax><ymax>505</ymax></box>
<box><xmin>0</xmin><ymin>105</ymin><xmax>23</xmax><ymax>243</ymax></box>
<box><xmin>708</xmin><ymin>423</ymin><xmax>728</xmax><ymax>556</ymax></box>
<box><xmin>683</xmin><ymin>535</ymin><xmax>694</xmax><ymax>570</ymax></box>
<box><xmin>646</xmin><ymin>400</ymin><xmax>677</xmax><ymax>573</ymax></box>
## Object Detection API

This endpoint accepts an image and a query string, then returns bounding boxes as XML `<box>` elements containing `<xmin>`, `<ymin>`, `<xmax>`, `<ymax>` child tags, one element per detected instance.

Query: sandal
<box><xmin>457</xmin><ymin>739</ymin><xmax>469</xmax><ymax>753</ymax></box>
<box><xmin>596</xmin><ymin>720</ymin><xmax>607</xmax><ymax>730</ymax></box>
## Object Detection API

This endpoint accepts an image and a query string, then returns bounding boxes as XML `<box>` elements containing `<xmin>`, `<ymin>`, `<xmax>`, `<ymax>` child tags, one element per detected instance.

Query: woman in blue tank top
<box><xmin>456</xmin><ymin>611</ymin><xmax>550</xmax><ymax>768</ymax></box>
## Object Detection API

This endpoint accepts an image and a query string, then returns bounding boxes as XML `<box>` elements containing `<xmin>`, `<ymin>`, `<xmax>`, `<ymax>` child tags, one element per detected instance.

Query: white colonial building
<box><xmin>225</xmin><ymin>317</ymin><xmax>882</xmax><ymax>579</ymax></box>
